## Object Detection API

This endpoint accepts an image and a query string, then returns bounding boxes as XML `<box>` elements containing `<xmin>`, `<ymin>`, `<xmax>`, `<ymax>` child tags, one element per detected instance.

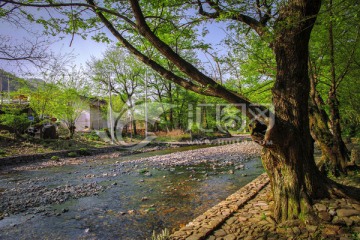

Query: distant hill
<box><xmin>0</xmin><ymin>70</ymin><xmax>45</xmax><ymax>92</ymax></box>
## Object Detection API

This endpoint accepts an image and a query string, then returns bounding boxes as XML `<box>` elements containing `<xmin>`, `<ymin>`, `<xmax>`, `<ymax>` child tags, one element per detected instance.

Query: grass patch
<box><xmin>139</xmin><ymin>168</ymin><xmax>149</xmax><ymax>174</ymax></box>
<box><xmin>154</xmin><ymin>130</ymin><xmax>191</xmax><ymax>142</ymax></box>
<box><xmin>78</xmin><ymin>148</ymin><xmax>91</xmax><ymax>156</ymax></box>
<box><xmin>50</xmin><ymin>155</ymin><xmax>60</xmax><ymax>161</ymax></box>
<box><xmin>0</xmin><ymin>149</ymin><xmax>7</xmax><ymax>156</ymax></box>
<box><xmin>67</xmin><ymin>152</ymin><xmax>78</xmax><ymax>158</ymax></box>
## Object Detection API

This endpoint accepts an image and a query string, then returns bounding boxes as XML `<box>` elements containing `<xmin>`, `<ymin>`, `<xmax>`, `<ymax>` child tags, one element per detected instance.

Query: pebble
<box><xmin>0</xmin><ymin>183</ymin><xmax>105</xmax><ymax>215</ymax></box>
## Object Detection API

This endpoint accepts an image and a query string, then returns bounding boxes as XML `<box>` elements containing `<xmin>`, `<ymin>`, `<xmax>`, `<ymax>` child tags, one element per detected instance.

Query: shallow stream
<box><xmin>0</xmin><ymin>145</ymin><xmax>264</xmax><ymax>239</ymax></box>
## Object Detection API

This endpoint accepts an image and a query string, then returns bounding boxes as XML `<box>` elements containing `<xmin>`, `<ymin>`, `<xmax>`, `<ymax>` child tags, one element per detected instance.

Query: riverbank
<box><xmin>0</xmin><ymin>135</ymin><xmax>252</xmax><ymax>167</ymax></box>
<box><xmin>172</xmin><ymin>170</ymin><xmax>360</xmax><ymax>240</ymax></box>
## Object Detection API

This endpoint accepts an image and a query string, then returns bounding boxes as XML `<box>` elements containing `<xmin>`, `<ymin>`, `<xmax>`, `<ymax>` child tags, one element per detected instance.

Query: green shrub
<box><xmin>85</xmin><ymin>131</ymin><xmax>101</xmax><ymax>141</ymax></box>
<box><xmin>79</xmin><ymin>148</ymin><xmax>91</xmax><ymax>156</ymax></box>
<box><xmin>0</xmin><ymin>149</ymin><xmax>7</xmax><ymax>156</ymax></box>
<box><xmin>67</xmin><ymin>152</ymin><xmax>77</xmax><ymax>157</ymax></box>
<box><xmin>0</xmin><ymin>106</ymin><xmax>31</xmax><ymax>138</ymax></box>
<box><xmin>50</xmin><ymin>155</ymin><xmax>60</xmax><ymax>161</ymax></box>
<box><xmin>139</xmin><ymin>168</ymin><xmax>149</xmax><ymax>174</ymax></box>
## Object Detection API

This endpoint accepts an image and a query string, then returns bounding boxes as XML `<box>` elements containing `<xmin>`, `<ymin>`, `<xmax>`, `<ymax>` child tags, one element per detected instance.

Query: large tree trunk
<box><xmin>261</xmin><ymin>1</ymin><xmax>330</xmax><ymax>222</ymax></box>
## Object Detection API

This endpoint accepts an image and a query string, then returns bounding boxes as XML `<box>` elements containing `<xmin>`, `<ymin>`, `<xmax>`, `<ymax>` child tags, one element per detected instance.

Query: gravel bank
<box><xmin>119</xmin><ymin>141</ymin><xmax>261</xmax><ymax>167</ymax></box>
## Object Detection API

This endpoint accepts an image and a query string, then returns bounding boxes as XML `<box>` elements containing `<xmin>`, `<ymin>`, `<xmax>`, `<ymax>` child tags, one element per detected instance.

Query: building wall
<box><xmin>90</xmin><ymin>105</ymin><xmax>107</xmax><ymax>130</ymax></box>
<box><xmin>75</xmin><ymin>109</ymin><xmax>90</xmax><ymax>131</ymax></box>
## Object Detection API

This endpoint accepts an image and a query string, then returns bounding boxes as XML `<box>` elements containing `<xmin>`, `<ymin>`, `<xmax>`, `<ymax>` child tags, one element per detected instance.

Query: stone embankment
<box><xmin>172</xmin><ymin>174</ymin><xmax>360</xmax><ymax>240</ymax></box>
<box><xmin>171</xmin><ymin>173</ymin><xmax>270</xmax><ymax>239</ymax></box>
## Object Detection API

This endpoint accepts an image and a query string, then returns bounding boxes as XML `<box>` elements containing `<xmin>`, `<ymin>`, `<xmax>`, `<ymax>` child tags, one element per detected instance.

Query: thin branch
<box><xmin>87</xmin><ymin>0</ymin><xmax>219</xmax><ymax>98</ymax></box>
<box><xmin>336</xmin><ymin>27</ymin><xmax>360</xmax><ymax>87</ymax></box>
<box><xmin>1</xmin><ymin>0</ymin><xmax>136</xmax><ymax>27</ymax></box>
<box><xmin>196</xmin><ymin>0</ymin><xmax>268</xmax><ymax>36</ymax></box>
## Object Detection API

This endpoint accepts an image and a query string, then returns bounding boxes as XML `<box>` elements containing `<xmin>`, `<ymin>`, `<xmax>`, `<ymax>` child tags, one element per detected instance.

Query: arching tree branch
<box><xmin>86</xmin><ymin>0</ymin><xmax>219</xmax><ymax>98</ymax></box>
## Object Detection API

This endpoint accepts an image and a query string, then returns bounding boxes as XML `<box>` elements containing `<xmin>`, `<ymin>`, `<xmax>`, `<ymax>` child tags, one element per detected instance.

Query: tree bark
<box><xmin>261</xmin><ymin>1</ymin><xmax>330</xmax><ymax>222</ymax></box>
<box><xmin>168</xmin><ymin>82</ymin><xmax>174</xmax><ymax>131</ymax></box>
<box><xmin>308</xmin><ymin>70</ymin><xmax>349</xmax><ymax>176</ymax></box>
<box><xmin>69</xmin><ymin>125</ymin><xmax>75</xmax><ymax>139</ymax></box>
<box><xmin>327</xmin><ymin>89</ymin><xmax>350</xmax><ymax>174</ymax></box>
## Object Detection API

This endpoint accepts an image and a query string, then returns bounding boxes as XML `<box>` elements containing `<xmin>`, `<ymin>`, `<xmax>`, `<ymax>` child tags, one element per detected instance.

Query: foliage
<box><xmin>0</xmin><ymin>149</ymin><xmax>7</xmax><ymax>156</ymax></box>
<box><xmin>51</xmin><ymin>87</ymin><xmax>86</xmax><ymax>136</ymax></box>
<box><xmin>309</xmin><ymin>0</ymin><xmax>360</xmax><ymax>137</ymax></box>
<box><xmin>81</xmin><ymin>131</ymin><xmax>101</xmax><ymax>141</ymax></box>
<box><xmin>78</xmin><ymin>147</ymin><xmax>91</xmax><ymax>156</ymax></box>
<box><xmin>50</xmin><ymin>155</ymin><xmax>60</xmax><ymax>161</ymax></box>
<box><xmin>26</xmin><ymin>82</ymin><xmax>59</xmax><ymax>121</ymax></box>
<box><xmin>223</xmin><ymin>32</ymin><xmax>274</xmax><ymax>104</ymax></box>
<box><xmin>88</xmin><ymin>46</ymin><xmax>145</xmax><ymax>97</ymax></box>
<box><xmin>0</xmin><ymin>105</ymin><xmax>31</xmax><ymax>138</ymax></box>
<box><xmin>67</xmin><ymin>152</ymin><xmax>77</xmax><ymax>158</ymax></box>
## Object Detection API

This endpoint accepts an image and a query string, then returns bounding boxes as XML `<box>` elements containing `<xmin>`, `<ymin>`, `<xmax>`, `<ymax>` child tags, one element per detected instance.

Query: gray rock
<box><xmin>306</xmin><ymin>225</ymin><xmax>318</xmax><ymax>233</ymax></box>
<box><xmin>223</xmin><ymin>234</ymin><xmax>236</xmax><ymax>240</ymax></box>
<box><xmin>314</xmin><ymin>203</ymin><xmax>327</xmax><ymax>212</ymax></box>
<box><xmin>336</xmin><ymin>209</ymin><xmax>360</xmax><ymax>217</ymax></box>
<box><xmin>318</xmin><ymin>211</ymin><xmax>332</xmax><ymax>221</ymax></box>
<box><xmin>332</xmin><ymin>216</ymin><xmax>346</xmax><ymax>225</ymax></box>
<box><xmin>214</xmin><ymin>229</ymin><xmax>227</xmax><ymax>237</ymax></box>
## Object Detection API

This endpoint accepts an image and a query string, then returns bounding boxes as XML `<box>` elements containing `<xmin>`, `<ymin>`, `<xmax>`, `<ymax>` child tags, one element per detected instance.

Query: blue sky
<box><xmin>0</xmin><ymin>19</ymin><xmax>112</xmax><ymax>76</ymax></box>
<box><xmin>0</xmin><ymin>13</ymin><xmax>228</xmax><ymax>78</ymax></box>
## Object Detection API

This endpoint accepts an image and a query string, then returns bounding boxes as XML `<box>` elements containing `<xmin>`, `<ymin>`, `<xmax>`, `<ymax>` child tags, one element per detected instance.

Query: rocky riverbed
<box><xmin>0</xmin><ymin>141</ymin><xmax>264</xmax><ymax>239</ymax></box>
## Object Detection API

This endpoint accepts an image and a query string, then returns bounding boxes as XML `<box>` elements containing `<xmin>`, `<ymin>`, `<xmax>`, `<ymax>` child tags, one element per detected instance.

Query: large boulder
<box><xmin>42</xmin><ymin>124</ymin><xmax>57</xmax><ymax>139</ymax></box>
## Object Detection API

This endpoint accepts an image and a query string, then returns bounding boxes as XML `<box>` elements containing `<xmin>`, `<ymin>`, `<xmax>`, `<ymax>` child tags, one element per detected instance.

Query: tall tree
<box><xmin>87</xmin><ymin>46</ymin><xmax>145</xmax><ymax>135</ymax></box>
<box><xmin>4</xmin><ymin>0</ymin><xmax>358</xmax><ymax>222</ymax></box>
<box><xmin>309</xmin><ymin>0</ymin><xmax>360</xmax><ymax>175</ymax></box>
<box><xmin>52</xmin><ymin>87</ymin><xmax>86</xmax><ymax>138</ymax></box>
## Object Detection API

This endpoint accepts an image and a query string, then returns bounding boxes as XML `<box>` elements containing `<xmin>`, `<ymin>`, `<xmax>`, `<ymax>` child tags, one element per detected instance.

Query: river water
<box><xmin>0</xmin><ymin>144</ymin><xmax>264</xmax><ymax>239</ymax></box>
